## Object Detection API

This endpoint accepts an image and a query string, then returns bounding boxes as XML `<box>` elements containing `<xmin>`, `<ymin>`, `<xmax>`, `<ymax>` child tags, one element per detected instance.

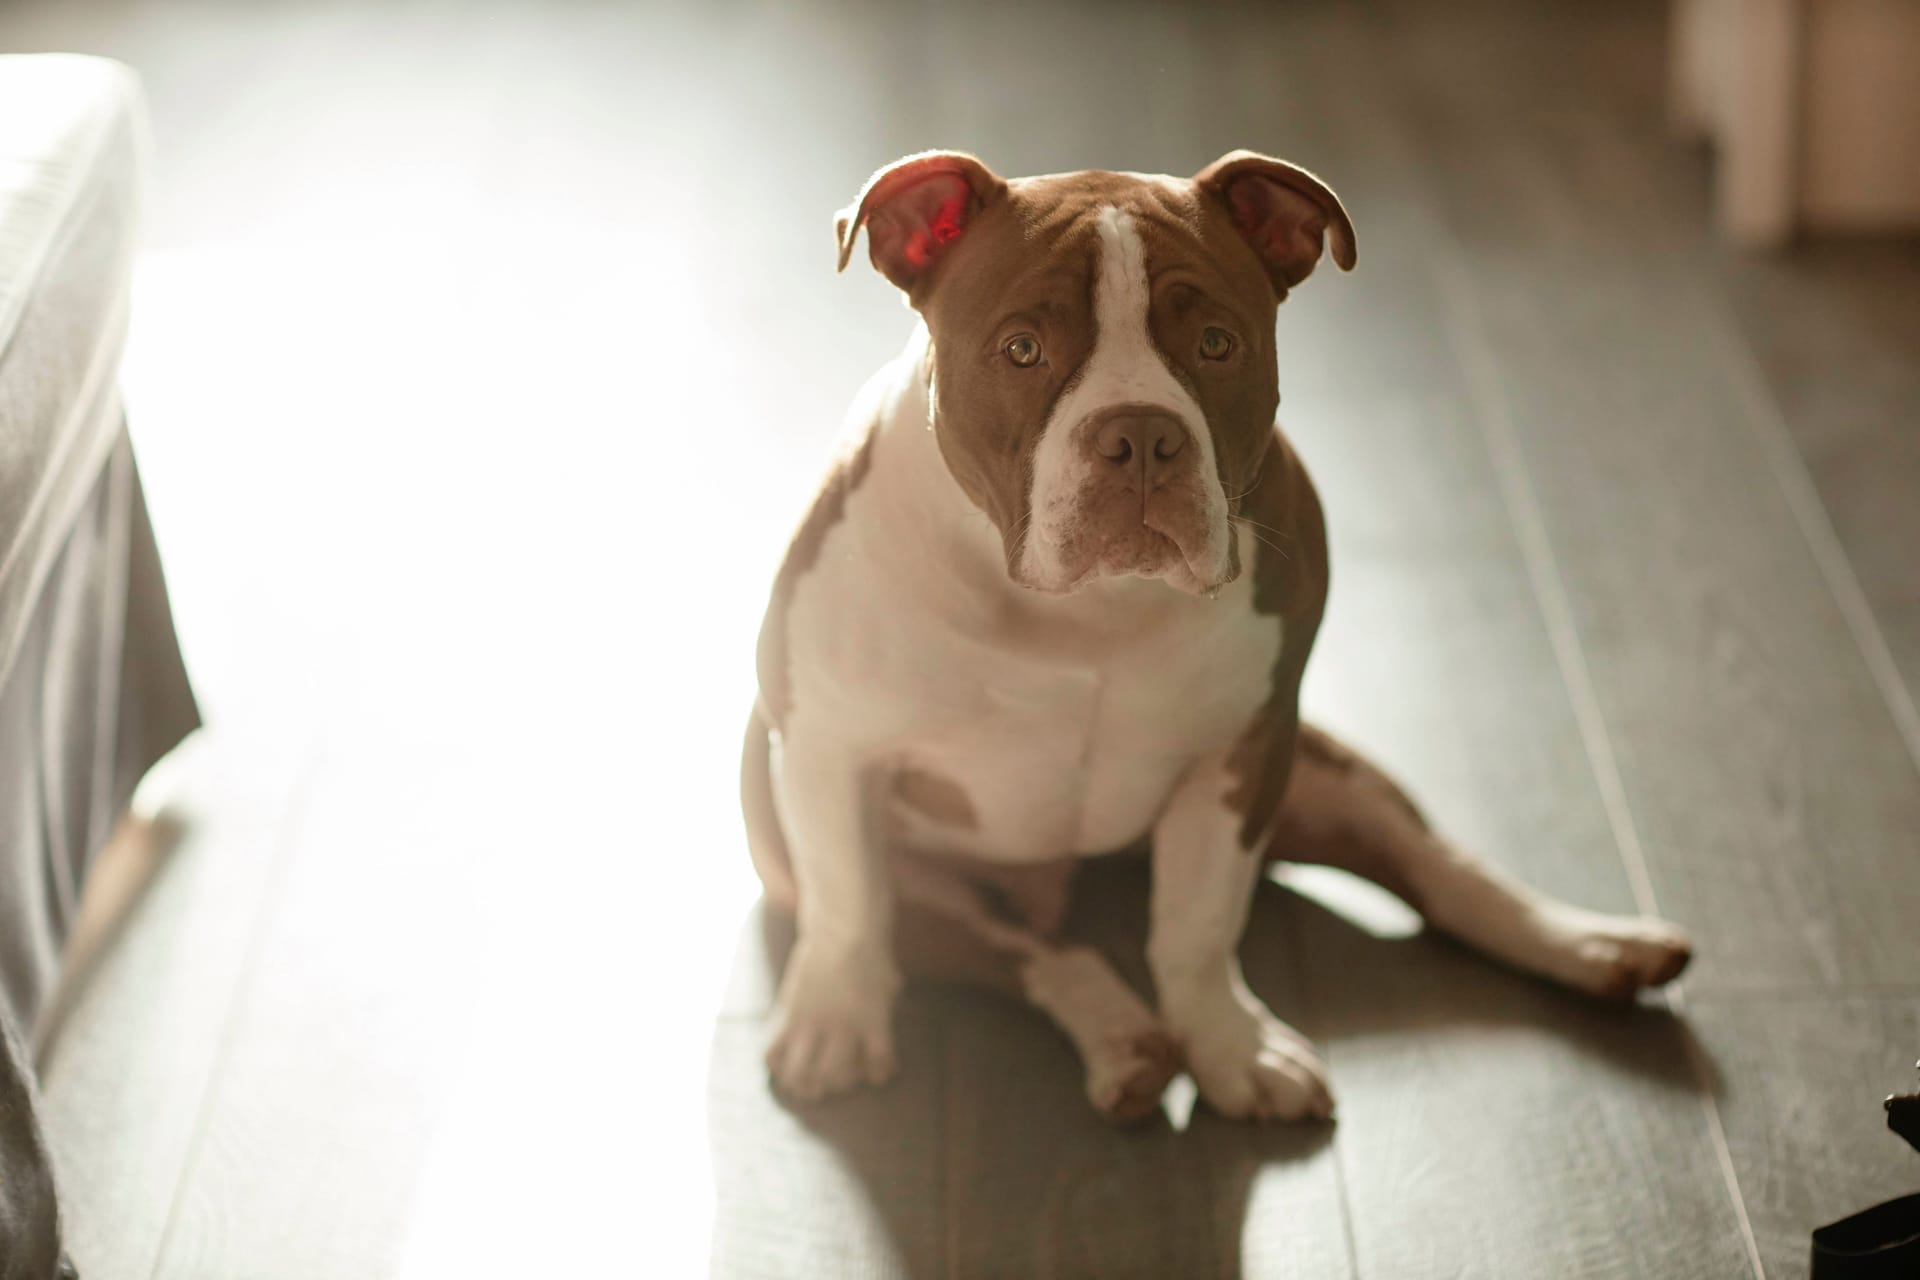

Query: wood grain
<box><xmin>144</xmin><ymin>749</ymin><xmax>486</xmax><ymax>1279</ymax></box>
<box><xmin>709</xmin><ymin>1009</ymin><xmax>947</xmax><ymax>1280</ymax></box>
<box><xmin>36</xmin><ymin>731</ymin><xmax>317</xmax><ymax>1280</ymax></box>
<box><xmin>1691</xmin><ymin>994</ymin><xmax>1920</xmax><ymax>1280</ymax></box>
<box><xmin>1299</xmin><ymin>897</ymin><xmax>1758</xmax><ymax>1279</ymax></box>
<box><xmin>940</xmin><ymin>861</ymin><xmax>1352</xmax><ymax>1280</ymax></box>
<box><xmin>1373</xmin><ymin>5</ymin><xmax>1920</xmax><ymax>993</ymax></box>
<box><xmin>1711</xmin><ymin>241</ymin><xmax>1920</xmax><ymax>705</ymax></box>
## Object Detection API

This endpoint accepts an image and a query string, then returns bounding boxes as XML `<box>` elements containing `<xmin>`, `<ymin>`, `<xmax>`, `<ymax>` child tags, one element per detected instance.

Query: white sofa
<box><xmin>0</xmin><ymin>54</ymin><xmax>198</xmax><ymax>1280</ymax></box>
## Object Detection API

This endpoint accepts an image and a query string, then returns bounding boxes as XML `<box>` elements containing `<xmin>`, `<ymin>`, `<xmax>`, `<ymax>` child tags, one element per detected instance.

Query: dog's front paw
<box><xmin>1170</xmin><ymin>984</ymin><xmax>1334</xmax><ymax>1123</ymax></box>
<box><xmin>766</xmin><ymin>940</ymin><xmax>900</xmax><ymax>1103</ymax></box>
<box><xmin>1546</xmin><ymin>910</ymin><xmax>1693</xmax><ymax>1001</ymax></box>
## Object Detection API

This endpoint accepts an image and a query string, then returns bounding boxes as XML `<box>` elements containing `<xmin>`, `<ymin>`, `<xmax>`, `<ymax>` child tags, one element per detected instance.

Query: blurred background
<box><xmin>3</xmin><ymin>0</ymin><xmax>1918</xmax><ymax>1276</ymax></box>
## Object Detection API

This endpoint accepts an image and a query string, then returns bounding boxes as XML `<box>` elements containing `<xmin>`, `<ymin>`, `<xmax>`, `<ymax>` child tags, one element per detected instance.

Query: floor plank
<box><xmin>1711</xmin><ymin>241</ymin><xmax>1920</xmax><ymax>720</ymax></box>
<box><xmin>1335</xmin><ymin>9</ymin><xmax>1920</xmax><ymax>1274</ymax></box>
<box><xmin>709</xmin><ymin>1010</ymin><xmax>948</xmax><ymax>1280</ymax></box>
<box><xmin>939</xmin><ymin>863</ymin><xmax>1352</xmax><ymax>1280</ymax></box>
<box><xmin>146</xmin><ymin>748</ymin><xmax>484</xmax><ymax>1279</ymax></box>
<box><xmin>37</xmin><ymin>731</ymin><xmax>317</xmax><ymax>1280</ymax></box>
<box><xmin>1691</xmin><ymin>994</ymin><xmax>1920</xmax><ymax>1280</ymax></box>
<box><xmin>1374</xmin><ymin>3</ymin><xmax>1920</xmax><ymax>994</ymax></box>
<box><xmin>1298</xmin><ymin>899</ymin><xmax>1756</xmax><ymax>1279</ymax></box>
<box><xmin>708</xmin><ymin>895</ymin><xmax>947</xmax><ymax>1279</ymax></box>
<box><xmin>941</xmin><ymin>993</ymin><xmax>1349</xmax><ymax>1280</ymax></box>
<box><xmin>1232</xmin><ymin>10</ymin><xmax>1767</xmax><ymax>1274</ymax></box>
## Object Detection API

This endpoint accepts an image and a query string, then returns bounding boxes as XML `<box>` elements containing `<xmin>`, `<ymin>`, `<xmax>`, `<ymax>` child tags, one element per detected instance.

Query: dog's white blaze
<box><xmin>1019</xmin><ymin>205</ymin><xmax>1232</xmax><ymax>589</ymax></box>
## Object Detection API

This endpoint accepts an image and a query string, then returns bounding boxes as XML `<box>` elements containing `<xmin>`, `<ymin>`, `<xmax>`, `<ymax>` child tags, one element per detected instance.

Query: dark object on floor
<box><xmin>1810</xmin><ymin>1062</ymin><xmax>1920</xmax><ymax>1279</ymax></box>
<box><xmin>1891</xmin><ymin>1076</ymin><xmax>1920</xmax><ymax>1152</ymax></box>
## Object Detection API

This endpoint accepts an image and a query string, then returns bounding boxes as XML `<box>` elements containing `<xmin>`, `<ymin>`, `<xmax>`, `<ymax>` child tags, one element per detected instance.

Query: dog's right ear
<box><xmin>835</xmin><ymin>151</ymin><xmax>1005</xmax><ymax>297</ymax></box>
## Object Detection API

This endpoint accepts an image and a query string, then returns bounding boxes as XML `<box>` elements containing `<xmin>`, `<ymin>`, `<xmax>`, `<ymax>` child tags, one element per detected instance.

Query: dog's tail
<box><xmin>740</xmin><ymin>701</ymin><xmax>799</xmax><ymax>911</ymax></box>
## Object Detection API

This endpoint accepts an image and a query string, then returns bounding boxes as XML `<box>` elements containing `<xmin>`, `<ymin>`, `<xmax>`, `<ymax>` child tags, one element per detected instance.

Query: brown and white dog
<box><xmin>742</xmin><ymin>150</ymin><xmax>1691</xmax><ymax>1123</ymax></box>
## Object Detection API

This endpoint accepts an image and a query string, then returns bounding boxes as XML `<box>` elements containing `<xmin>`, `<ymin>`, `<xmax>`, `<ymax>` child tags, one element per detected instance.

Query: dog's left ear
<box><xmin>1193</xmin><ymin>150</ymin><xmax>1356</xmax><ymax>293</ymax></box>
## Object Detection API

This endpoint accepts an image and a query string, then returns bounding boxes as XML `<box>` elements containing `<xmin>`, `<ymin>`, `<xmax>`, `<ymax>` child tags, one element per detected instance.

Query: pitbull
<box><xmin>742</xmin><ymin>150</ymin><xmax>1692</xmax><ymax>1122</ymax></box>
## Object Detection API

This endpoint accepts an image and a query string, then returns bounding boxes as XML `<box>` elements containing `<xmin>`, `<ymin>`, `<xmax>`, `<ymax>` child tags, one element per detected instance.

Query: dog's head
<box><xmin>836</xmin><ymin>150</ymin><xmax>1354</xmax><ymax>595</ymax></box>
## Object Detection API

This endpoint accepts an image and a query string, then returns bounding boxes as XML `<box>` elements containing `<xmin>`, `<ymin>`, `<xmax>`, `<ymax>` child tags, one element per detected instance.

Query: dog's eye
<box><xmin>1004</xmin><ymin>334</ymin><xmax>1042</xmax><ymax>368</ymax></box>
<box><xmin>1199</xmin><ymin>327</ymin><xmax>1235</xmax><ymax>361</ymax></box>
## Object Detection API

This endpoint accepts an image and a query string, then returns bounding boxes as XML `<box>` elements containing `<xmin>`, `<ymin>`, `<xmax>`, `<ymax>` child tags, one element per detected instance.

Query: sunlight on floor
<box><xmin>122</xmin><ymin>233</ymin><xmax>772</xmax><ymax>1266</ymax></box>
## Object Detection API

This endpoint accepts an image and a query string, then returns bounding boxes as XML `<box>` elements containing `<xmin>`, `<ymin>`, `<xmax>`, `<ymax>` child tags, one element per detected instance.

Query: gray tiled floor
<box><xmin>6</xmin><ymin>0</ymin><xmax>1918</xmax><ymax>1276</ymax></box>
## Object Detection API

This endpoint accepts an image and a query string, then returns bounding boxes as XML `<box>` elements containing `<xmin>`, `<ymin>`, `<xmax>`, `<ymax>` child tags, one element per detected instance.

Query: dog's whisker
<box><xmin>1230</xmin><ymin>517</ymin><xmax>1290</xmax><ymax>560</ymax></box>
<box><xmin>1229</xmin><ymin>513</ymin><xmax>1294</xmax><ymax>544</ymax></box>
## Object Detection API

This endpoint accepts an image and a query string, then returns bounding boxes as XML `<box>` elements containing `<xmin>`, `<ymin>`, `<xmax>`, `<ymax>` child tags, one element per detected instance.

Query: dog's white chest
<box><xmin>774</xmin><ymin>354</ymin><xmax>1281</xmax><ymax>864</ymax></box>
<box><xmin>884</xmin><ymin>585</ymin><xmax>1280</xmax><ymax>861</ymax></box>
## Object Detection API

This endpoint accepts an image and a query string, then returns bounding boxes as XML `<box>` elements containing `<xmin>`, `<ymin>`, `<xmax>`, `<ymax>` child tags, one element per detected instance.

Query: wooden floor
<box><xmin>4</xmin><ymin>0</ymin><xmax>1917</xmax><ymax>1276</ymax></box>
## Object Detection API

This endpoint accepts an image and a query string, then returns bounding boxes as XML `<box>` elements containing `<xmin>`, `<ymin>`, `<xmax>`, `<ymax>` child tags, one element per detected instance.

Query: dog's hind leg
<box><xmin>746</xmin><ymin>706</ymin><xmax>1177</xmax><ymax>1118</ymax></box>
<box><xmin>1271</xmin><ymin>724</ymin><xmax>1692</xmax><ymax>1000</ymax></box>
<box><xmin>889</xmin><ymin>853</ymin><xmax>1182</xmax><ymax>1123</ymax></box>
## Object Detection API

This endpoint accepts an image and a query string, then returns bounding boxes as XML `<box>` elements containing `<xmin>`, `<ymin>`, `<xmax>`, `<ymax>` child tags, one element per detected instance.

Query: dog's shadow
<box><xmin>707</xmin><ymin>859</ymin><xmax>1717</xmax><ymax>1278</ymax></box>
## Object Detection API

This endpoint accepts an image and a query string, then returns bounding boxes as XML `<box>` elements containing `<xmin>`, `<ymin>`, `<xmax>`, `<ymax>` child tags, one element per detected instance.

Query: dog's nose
<box><xmin>1093</xmin><ymin>412</ymin><xmax>1185</xmax><ymax>467</ymax></box>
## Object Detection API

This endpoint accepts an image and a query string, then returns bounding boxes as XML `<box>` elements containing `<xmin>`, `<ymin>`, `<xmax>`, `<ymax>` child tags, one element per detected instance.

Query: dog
<box><xmin>741</xmin><ymin>150</ymin><xmax>1692</xmax><ymax>1122</ymax></box>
